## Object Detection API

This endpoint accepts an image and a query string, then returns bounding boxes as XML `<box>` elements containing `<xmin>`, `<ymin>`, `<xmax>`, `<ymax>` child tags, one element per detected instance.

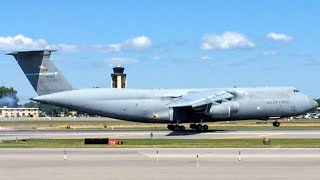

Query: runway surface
<box><xmin>0</xmin><ymin>148</ymin><xmax>320</xmax><ymax>180</ymax></box>
<box><xmin>1</xmin><ymin>129</ymin><xmax>320</xmax><ymax>140</ymax></box>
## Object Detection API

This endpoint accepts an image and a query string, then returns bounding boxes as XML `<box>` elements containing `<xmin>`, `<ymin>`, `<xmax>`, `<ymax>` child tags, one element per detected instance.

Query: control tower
<box><xmin>111</xmin><ymin>66</ymin><xmax>127</xmax><ymax>88</ymax></box>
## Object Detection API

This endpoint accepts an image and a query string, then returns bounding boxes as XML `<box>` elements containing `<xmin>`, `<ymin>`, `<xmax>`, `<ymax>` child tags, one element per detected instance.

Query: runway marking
<box><xmin>221</xmin><ymin>133</ymin><xmax>286</xmax><ymax>139</ymax></box>
<box><xmin>142</xmin><ymin>153</ymin><xmax>320</xmax><ymax>159</ymax></box>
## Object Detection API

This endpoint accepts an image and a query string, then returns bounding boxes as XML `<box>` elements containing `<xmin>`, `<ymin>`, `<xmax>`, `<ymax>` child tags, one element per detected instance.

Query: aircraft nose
<box><xmin>308</xmin><ymin>97</ymin><xmax>318</xmax><ymax>110</ymax></box>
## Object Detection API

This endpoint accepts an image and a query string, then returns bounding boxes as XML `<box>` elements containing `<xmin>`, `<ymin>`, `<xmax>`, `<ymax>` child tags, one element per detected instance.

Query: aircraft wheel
<box><xmin>202</xmin><ymin>124</ymin><xmax>209</xmax><ymax>131</ymax></box>
<box><xmin>167</xmin><ymin>124</ymin><xmax>174</xmax><ymax>130</ymax></box>
<box><xmin>273</xmin><ymin>121</ymin><xmax>280</xmax><ymax>127</ymax></box>
<box><xmin>190</xmin><ymin>124</ymin><xmax>196</xmax><ymax>129</ymax></box>
<box><xmin>174</xmin><ymin>125</ymin><xmax>180</xmax><ymax>131</ymax></box>
<box><xmin>196</xmin><ymin>124</ymin><xmax>203</xmax><ymax>131</ymax></box>
<box><xmin>179</xmin><ymin>125</ymin><xmax>185</xmax><ymax>131</ymax></box>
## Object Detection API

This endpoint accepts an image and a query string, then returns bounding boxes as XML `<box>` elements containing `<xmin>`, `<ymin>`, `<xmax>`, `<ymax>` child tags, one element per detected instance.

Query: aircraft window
<box><xmin>294</xmin><ymin>90</ymin><xmax>300</xmax><ymax>93</ymax></box>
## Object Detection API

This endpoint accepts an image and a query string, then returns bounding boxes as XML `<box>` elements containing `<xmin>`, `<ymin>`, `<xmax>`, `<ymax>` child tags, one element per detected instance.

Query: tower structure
<box><xmin>111</xmin><ymin>66</ymin><xmax>127</xmax><ymax>88</ymax></box>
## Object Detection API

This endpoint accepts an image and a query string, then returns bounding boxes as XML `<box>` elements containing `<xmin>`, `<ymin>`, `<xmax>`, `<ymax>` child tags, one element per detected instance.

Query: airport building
<box><xmin>111</xmin><ymin>66</ymin><xmax>127</xmax><ymax>89</ymax></box>
<box><xmin>0</xmin><ymin>106</ymin><xmax>39</xmax><ymax>118</ymax></box>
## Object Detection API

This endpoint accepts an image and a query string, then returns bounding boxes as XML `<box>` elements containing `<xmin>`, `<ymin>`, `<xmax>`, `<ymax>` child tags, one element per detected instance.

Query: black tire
<box><xmin>167</xmin><ymin>124</ymin><xmax>174</xmax><ymax>130</ymax></box>
<box><xmin>196</xmin><ymin>124</ymin><xmax>203</xmax><ymax>131</ymax></box>
<box><xmin>180</xmin><ymin>125</ymin><xmax>185</xmax><ymax>131</ymax></box>
<box><xmin>174</xmin><ymin>125</ymin><xmax>179</xmax><ymax>131</ymax></box>
<box><xmin>273</xmin><ymin>121</ymin><xmax>280</xmax><ymax>127</ymax></box>
<box><xmin>189</xmin><ymin>124</ymin><xmax>196</xmax><ymax>129</ymax></box>
<box><xmin>202</xmin><ymin>125</ymin><xmax>209</xmax><ymax>131</ymax></box>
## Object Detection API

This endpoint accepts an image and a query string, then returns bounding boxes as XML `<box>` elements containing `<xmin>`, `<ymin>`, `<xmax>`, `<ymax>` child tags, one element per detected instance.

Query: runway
<box><xmin>1</xmin><ymin>129</ymin><xmax>320</xmax><ymax>140</ymax></box>
<box><xmin>0</xmin><ymin>148</ymin><xmax>320</xmax><ymax>180</ymax></box>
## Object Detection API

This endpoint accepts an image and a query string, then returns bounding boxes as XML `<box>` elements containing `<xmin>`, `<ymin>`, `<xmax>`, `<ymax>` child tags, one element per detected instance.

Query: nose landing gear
<box><xmin>272</xmin><ymin>121</ymin><xmax>280</xmax><ymax>127</ymax></box>
<box><xmin>202</xmin><ymin>124</ymin><xmax>209</xmax><ymax>131</ymax></box>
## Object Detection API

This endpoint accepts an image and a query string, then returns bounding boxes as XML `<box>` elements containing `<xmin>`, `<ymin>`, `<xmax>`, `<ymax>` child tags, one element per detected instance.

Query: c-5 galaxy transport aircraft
<box><xmin>7</xmin><ymin>50</ymin><xmax>318</xmax><ymax>131</ymax></box>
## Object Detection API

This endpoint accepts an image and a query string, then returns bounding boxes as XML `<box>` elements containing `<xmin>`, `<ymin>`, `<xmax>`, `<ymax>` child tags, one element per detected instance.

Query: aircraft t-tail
<box><xmin>7</xmin><ymin>50</ymin><xmax>318</xmax><ymax>131</ymax></box>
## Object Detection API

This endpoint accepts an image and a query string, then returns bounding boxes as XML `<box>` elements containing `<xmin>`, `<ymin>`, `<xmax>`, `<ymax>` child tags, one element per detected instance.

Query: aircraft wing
<box><xmin>167</xmin><ymin>90</ymin><xmax>234</xmax><ymax>108</ymax></box>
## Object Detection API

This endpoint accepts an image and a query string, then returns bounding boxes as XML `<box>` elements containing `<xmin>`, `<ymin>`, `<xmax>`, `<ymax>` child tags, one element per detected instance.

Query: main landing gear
<box><xmin>272</xmin><ymin>121</ymin><xmax>280</xmax><ymax>127</ymax></box>
<box><xmin>190</xmin><ymin>124</ymin><xmax>209</xmax><ymax>131</ymax></box>
<box><xmin>167</xmin><ymin>124</ymin><xmax>185</xmax><ymax>131</ymax></box>
<box><xmin>167</xmin><ymin>124</ymin><xmax>209</xmax><ymax>131</ymax></box>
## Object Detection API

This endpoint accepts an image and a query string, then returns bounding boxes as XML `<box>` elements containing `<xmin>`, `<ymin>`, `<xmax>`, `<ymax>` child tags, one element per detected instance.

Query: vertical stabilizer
<box><xmin>7</xmin><ymin>50</ymin><xmax>73</xmax><ymax>95</ymax></box>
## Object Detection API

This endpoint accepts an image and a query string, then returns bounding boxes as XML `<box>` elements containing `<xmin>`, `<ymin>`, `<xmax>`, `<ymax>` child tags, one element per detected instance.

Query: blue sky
<box><xmin>0</xmin><ymin>0</ymin><xmax>319</xmax><ymax>103</ymax></box>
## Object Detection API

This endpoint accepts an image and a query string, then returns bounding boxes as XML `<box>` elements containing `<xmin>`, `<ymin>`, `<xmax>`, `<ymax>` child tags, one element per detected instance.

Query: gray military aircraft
<box><xmin>7</xmin><ymin>50</ymin><xmax>318</xmax><ymax>131</ymax></box>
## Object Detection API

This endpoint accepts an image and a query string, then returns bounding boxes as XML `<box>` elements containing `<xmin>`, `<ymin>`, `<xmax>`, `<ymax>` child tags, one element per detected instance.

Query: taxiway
<box><xmin>0</xmin><ymin>148</ymin><xmax>319</xmax><ymax>180</ymax></box>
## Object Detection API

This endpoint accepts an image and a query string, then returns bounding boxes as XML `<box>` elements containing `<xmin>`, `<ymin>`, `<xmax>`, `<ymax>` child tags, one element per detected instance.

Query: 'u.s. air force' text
<box><xmin>266</xmin><ymin>100</ymin><xmax>289</xmax><ymax>104</ymax></box>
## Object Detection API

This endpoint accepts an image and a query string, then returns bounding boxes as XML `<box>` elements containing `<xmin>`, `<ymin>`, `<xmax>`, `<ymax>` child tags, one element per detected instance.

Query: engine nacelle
<box><xmin>209</xmin><ymin>101</ymin><xmax>239</xmax><ymax>118</ymax></box>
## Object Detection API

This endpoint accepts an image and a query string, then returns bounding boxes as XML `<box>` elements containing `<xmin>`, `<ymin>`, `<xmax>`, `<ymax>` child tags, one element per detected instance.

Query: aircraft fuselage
<box><xmin>32</xmin><ymin>87</ymin><xmax>317</xmax><ymax>123</ymax></box>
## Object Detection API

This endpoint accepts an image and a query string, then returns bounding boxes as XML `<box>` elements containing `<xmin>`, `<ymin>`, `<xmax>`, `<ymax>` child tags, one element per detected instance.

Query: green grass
<box><xmin>1</xmin><ymin>138</ymin><xmax>320</xmax><ymax>148</ymax></box>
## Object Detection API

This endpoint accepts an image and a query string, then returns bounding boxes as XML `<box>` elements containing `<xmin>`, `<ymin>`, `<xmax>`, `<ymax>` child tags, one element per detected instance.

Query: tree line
<box><xmin>0</xmin><ymin>86</ymin><xmax>69</xmax><ymax>116</ymax></box>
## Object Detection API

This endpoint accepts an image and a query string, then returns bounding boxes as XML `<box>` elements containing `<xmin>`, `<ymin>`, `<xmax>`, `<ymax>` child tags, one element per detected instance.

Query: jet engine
<box><xmin>209</xmin><ymin>101</ymin><xmax>239</xmax><ymax>118</ymax></box>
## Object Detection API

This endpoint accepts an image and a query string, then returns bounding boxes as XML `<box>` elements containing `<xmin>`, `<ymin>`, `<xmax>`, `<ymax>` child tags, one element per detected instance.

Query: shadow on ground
<box><xmin>165</xmin><ymin>130</ymin><xmax>230</xmax><ymax>136</ymax></box>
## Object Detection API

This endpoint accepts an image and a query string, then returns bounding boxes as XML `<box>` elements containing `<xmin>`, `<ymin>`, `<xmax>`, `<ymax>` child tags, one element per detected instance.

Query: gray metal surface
<box><xmin>2</xmin><ymin>130</ymin><xmax>320</xmax><ymax>140</ymax></box>
<box><xmin>0</xmin><ymin>148</ymin><xmax>319</xmax><ymax>180</ymax></box>
<box><xmin>7</xmin><ymin>50</ymin><xmax>72</xmax><ymax>95</ymax></box>
<box><xmin>31</xmin><ymin>87</ymin><xmax>318</xmax><ymax>123</ymax></box>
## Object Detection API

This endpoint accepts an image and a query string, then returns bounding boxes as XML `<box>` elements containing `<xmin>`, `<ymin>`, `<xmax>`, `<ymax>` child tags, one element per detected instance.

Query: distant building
<box><xmin>111</xmin><ymin>66</ymin><xmax>127</xmax><ymax>88</ymax></box>
<box><xmin>59</xmin><ymin>110</ymin><xmax>78</xmax><ymax>117</ymax></box>
<box><xmin>0</xmin><ymin>106</ymin><xmax>39</xmax><ymax>118</ymax></box>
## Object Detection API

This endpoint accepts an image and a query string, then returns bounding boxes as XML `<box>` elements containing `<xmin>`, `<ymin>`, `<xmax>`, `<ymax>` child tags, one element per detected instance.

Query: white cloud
<box><xmin>47</xmin><ymin>44</ymin><xmax>80</xmax><ymax>53</ymax></box>
<box><xmin>200</xmin><ymin>56</ymin><xmax>212</xmax><ymax>60</ymax></box>
<box><xmin>0</xmin><ymin>35</ymin><xmax>152</xmax><ymax>53</ymax></box>
<box><xmin>195</xmin><ymin>56</ymin><xmax>214</xmax><ymax>67</ymax></box>
<box><xmin>106</xmin><ymin>57</ymin><xmax>139</xmax><ymax>66</ymax></box>
<box><xmin>263</xmin><ymin>51</ymin><xmax>278</xmax><ymax>56</ymax></box>
<box><xmin>0</xmin><ymin>35</ymin><xmax>47</xmax><ymax>51</ymax></box>
<box><xmin>201</xmin><ymin>32</ymin><xmax>255</xmax><ymax>50</ymax></box>
<box><xmin>0</xmin><ymin>34</ymin><xmax>79</xmax><ymax>53</ymax></box>
<box><xmin>102</xmin><ymin>36</ymin><xmax>152</xmax><ymax>52</ymax></box>
<box><xmin>266</xmin><ymin>33</ymin><xmax>292</xmax><ymax>42</ymax></box>
<box><xmin>128</xmin><ymin>36</ymin><xmax>152</xmax><ymax>49</ymax></box>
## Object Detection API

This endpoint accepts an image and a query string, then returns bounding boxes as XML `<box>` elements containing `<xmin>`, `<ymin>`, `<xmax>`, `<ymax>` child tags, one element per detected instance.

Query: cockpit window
<box><xmin>294</xmin><ymin>89</ymin><xmax>300</xmax><ymax>93</ymax></box>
